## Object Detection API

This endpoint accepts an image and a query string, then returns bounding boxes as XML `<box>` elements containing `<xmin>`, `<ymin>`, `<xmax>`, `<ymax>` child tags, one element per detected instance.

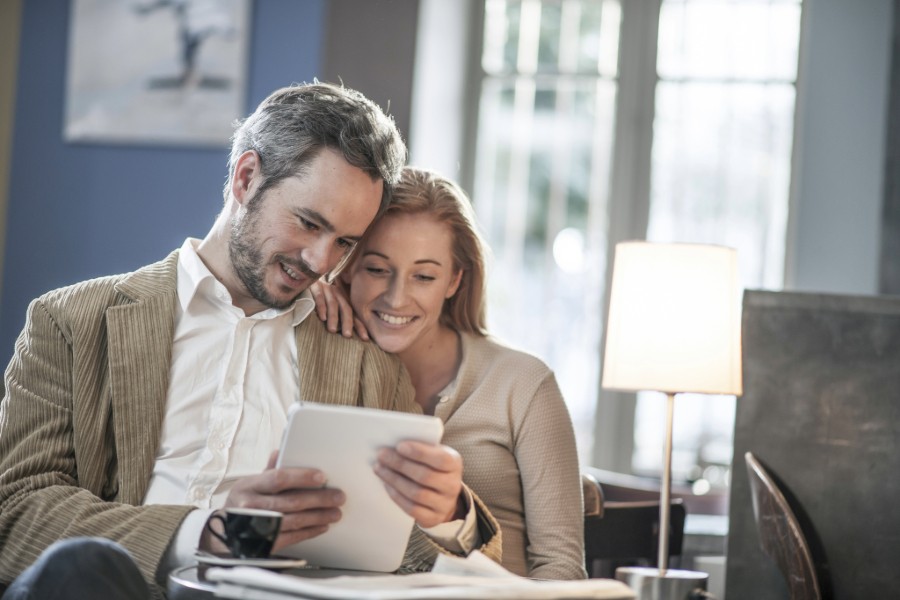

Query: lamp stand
<box><xmin>615</xmin><ymin>393</ymin><xmax>709</xmax><ymax>600</ymax></box>
<box><xmin>659</xmin><ymin>391</ymin><xmax>675</xmax><ymax>572</ymax></box>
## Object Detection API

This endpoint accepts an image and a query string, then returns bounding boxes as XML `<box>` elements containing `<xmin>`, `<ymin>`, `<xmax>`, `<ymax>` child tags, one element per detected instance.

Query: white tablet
<box><xmin>275</xmin><ymin>402</ymin><xmax>444</xmax><ymax>572</ymax></box>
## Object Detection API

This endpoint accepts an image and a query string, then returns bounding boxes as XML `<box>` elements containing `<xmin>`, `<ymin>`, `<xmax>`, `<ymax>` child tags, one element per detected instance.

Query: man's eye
<box><xmin>299</xmin><ymin>217</ymin><xmax>319</xmax><ymax>231</ymax></box>
<box><xmin>337</xmin><ymin>238</ymin><xmax>354</xmax><ymax>250</ymax></box>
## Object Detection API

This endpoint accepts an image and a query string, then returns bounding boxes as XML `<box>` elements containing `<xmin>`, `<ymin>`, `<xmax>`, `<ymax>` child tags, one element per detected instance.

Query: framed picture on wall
<box><xmin>64</xmin><ymin>0</ymin><xmax>252</xmax><ymax>147</ymax></box>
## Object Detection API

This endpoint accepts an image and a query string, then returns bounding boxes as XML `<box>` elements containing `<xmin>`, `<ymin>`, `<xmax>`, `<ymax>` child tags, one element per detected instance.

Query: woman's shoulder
<box><xmin>456</xmin><ymin>332</ymin><xmax>566</xmax><ymax>425</ymax></box>
<box><xmin>461</xmin><ymin>331</ymin><xmax>555</xmax><ymax>377</ymax></box>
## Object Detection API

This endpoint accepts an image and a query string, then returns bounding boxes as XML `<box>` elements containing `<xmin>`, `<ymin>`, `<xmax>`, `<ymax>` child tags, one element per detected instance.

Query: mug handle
<box><xmin>206</xmin><ymin>513</ymin><xmax>230</xmax><ymax>549</ymax></box>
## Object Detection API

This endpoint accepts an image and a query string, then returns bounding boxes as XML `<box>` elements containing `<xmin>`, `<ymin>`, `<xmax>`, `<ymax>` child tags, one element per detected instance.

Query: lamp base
<box><xmin>615</xmin><ymin>566</ymin><xmax>709</xmax><ymax>600</ymax></box>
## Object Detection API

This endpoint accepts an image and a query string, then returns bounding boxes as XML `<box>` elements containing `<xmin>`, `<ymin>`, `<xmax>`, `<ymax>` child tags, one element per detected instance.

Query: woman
<box><xmin>312</xmin><ymin>167</ymin><xmax>585</xmax><ymax>579</ymax></box>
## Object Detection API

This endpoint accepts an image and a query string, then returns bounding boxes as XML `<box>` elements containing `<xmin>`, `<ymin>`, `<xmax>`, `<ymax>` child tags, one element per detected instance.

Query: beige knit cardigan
<box><xmin>437</xmin><ymin>333</ymin><xmax>585</xmax><ymax>579</ymax></box>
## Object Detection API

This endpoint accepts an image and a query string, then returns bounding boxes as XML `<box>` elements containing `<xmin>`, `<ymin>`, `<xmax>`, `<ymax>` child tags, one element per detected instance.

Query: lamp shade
<box><xmin>602</xmin><ymin>242</ymin><xmax>743</xmax><ymax>396</ymax></box>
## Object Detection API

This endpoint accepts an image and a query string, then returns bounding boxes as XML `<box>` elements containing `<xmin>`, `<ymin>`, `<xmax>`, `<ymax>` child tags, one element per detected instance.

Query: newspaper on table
<box><xmin>205</xmin><ymin>551</ymin><xmax>635</xmax><ymax>600</ymax></box>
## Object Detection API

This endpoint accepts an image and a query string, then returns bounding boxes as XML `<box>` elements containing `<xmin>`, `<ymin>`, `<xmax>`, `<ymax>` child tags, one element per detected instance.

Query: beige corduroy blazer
<box><xmin>0</xmin><ymin>251</ymin><xmax>499</xmax><ymax>594</ymax></box>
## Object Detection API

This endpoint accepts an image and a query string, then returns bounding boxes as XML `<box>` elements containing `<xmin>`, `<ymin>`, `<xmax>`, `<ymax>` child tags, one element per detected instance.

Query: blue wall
<box><xmin>1</xmin><ymin>0</ymin><xmax>326</xmax><ymax>366</ymax></box>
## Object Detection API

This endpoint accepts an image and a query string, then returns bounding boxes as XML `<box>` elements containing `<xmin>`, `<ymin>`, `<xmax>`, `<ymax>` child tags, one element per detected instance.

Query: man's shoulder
<box><xmin>463</xmin><ymin>332</ymin><xmax>553</xmax><ymax>375</ymax></box>
<box><xmin>295</xmin><ymin>316</ymin><xmax>415</xmax><ymax>412</ymax></box>
<box><xmin>35</xmin><ymin>251</ymin><xmax>179</xmax><ymax>316</ymax></box>
<box><xmin>299</xmin><ymin>315</ymin><xmax>401</xmax><ymax>368</ymax></box>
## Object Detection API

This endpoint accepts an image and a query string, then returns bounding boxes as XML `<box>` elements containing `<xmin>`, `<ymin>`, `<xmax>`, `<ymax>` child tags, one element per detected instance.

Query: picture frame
<box><xmin>64</xmin><ymin>0</ymin><xmax>252</xmax><ymax>147</ymax></box>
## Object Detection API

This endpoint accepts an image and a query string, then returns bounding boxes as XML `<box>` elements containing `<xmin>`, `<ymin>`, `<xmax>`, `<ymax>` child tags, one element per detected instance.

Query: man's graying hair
<box><xmin>225</xmin><ymin>82</ymin><xmax>407</xmax><ymax>212</ymax></box>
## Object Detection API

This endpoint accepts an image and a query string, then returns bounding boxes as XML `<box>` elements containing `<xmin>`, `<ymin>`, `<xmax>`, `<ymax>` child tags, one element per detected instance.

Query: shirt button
<box><xmin>439</xmin><ymin>397</ymin><xmax>448</xmax><ymax>404</ymax></box>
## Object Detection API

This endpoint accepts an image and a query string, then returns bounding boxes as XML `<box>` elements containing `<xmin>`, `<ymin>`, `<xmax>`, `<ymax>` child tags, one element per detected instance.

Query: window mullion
<box><xmin>591</xmin><ymin>0</ymin><xmax>661</xmax><ymax>472</ymax></box>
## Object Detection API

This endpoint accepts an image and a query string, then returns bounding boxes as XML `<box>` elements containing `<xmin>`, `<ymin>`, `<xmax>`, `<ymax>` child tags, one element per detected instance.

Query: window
<box><xmin>472</xmin><ymin>0</ymin><xmax>621</xmax><ymax>462</ymax></box>
<box><xmin>468</xmin><ymin>0</ymin><xmax>802</xmax><ymax>491</ymax></box>
<box><xmin>636</xmin><ymin>0</ymin><xmax>801</xmax><ymax>484</ymax></box>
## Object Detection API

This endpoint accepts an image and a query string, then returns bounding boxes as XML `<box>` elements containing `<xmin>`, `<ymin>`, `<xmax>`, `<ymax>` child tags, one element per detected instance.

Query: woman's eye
<box><xmin>365</xmin><ymin>266</ymin><xmax>387</xmax><ymax>275</ymax></box>
<box><xmin>415</xmin><ymin>274</ymin><xmax>436</xmax><ymax>282</ymax></box>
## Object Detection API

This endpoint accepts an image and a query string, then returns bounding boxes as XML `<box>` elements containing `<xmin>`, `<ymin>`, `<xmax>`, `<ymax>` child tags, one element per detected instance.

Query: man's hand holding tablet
<box><xmin>202</xmin><ymin>403</ymin><xmax>463</xmax><ymax>571</ymax></box>
<box><xmin>213</xmin><ymin>451</ymin><xmax>346</xmax><ymax>552</ymax></box>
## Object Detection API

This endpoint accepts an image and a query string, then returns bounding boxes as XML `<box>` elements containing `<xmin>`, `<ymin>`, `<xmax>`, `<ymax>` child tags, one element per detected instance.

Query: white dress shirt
<box><xmin>143</xmin><ymin>238</ymin><xmax>312</xmax><ymax>508</ymax></box>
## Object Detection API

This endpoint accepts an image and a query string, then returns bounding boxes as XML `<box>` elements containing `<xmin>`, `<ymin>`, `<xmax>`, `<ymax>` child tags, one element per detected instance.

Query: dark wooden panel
<box><xmin>320</xmin><ymin>0</ymin><xmax>419</xmax><ymax>142</ymax></box>
<box><xmin>726</xmin><ymin>290</ymin><xmax>900</xmax><ymax>599</ymax></box>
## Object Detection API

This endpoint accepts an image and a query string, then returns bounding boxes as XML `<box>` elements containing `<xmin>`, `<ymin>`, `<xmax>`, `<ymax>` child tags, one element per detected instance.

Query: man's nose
<box><xmin>303</xmin><ymin>240</ymin><xmax>341</xmax><ymax>276</ymax></box>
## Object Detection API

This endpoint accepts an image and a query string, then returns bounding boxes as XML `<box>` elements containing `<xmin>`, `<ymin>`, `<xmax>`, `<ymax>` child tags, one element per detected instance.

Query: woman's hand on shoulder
<box><xmin>308</xmin><ymin>279</ymin><xmax>370</xmax><ymax>340</ymax></box>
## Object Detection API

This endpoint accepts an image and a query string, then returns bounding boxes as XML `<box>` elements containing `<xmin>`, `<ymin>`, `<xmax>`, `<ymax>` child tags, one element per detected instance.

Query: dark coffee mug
<box><xmin>206</xmin><ymin>508</ymin><xmax>283</xmax><ymax>559</ymax></box>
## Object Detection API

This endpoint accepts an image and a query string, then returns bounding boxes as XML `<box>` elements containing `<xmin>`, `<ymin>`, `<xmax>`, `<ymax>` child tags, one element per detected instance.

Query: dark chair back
<box><xmin>745</xmin><ymin>452</ymin><xmax>821</xmax><ymax>600</ymax></box>
<box><xmin>584</xmin><ymin>499</ymin><xmax>686</xmax><ymax>578</ymax></box>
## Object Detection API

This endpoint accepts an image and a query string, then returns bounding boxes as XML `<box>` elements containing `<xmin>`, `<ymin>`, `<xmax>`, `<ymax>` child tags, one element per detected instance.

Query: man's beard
<box><xmin>228</xmin><ymin>192</ymin><xmax>322</xmax><ymax>310</ymax></box>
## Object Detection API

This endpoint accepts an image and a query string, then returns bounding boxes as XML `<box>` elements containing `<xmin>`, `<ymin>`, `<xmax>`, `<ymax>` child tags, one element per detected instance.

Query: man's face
<box><xmin>228</xmin><ymin>148</ymin><xmax>383</xmax><ymax>313</ymax></box>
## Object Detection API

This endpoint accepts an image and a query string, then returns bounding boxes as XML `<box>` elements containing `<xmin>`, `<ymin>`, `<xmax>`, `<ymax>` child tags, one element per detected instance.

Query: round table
<box><xmin>168</xmin><ymin>564</ymin><xmax>389</xmax><ymax>599</ymax></box>
<box><xmin>168</xmin><ymin>566</ymin><xmax>217</xmax><ymax>600</ymax></box>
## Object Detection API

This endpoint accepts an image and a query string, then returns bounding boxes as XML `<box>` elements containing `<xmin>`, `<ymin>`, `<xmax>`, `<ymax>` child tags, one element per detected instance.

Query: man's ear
<box><xmin>231</xmin><ymin>150</ymin><xmax>261</xmax><ymax>206</ymax></box>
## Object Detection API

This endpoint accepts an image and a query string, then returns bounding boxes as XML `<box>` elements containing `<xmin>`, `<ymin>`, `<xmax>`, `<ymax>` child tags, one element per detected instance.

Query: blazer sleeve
<box><xmin>0</xmin><ymin>297</ymin><xmax>193</xmax><ymax>589</ymax></box>
<box><xmin>398</xmin><ymin>489</ymin><xmax>502</xmax><ymax>573</ymax></box>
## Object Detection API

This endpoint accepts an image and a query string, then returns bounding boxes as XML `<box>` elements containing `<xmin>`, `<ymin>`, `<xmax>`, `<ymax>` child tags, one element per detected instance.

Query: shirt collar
<box><xmin>176</xmin><ymin>238</ymin><xmax>315</xmax><ymax>326</ymax></box>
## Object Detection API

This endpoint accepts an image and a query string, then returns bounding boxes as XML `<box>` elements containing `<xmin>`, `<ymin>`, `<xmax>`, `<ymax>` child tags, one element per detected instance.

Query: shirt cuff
<box><xmin>161</xmin><ymin>508</ymin><xmax>214</xmax><ymax>574</ymax></box>
<box><xmin>418</xmin><ymin>487</ymin><xmax>482</xmax><ymax>554</ymax></box>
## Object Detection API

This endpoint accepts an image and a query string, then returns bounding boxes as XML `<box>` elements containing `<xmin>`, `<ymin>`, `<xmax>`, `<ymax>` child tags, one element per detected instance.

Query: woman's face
<box><xmin>349</xmin><ymin>212</ymin><xmax>462</xmax><ymax>356</ymax></box>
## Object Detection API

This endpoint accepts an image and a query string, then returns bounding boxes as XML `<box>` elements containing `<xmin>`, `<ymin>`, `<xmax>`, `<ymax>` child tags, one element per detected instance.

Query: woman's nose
<box><xmin>383</xmin><ymin>277</ymin><xmax>407</xmax><ymax>307</ymax></box>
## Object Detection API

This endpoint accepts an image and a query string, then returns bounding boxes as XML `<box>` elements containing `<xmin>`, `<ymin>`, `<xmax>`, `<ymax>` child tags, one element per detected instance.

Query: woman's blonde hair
<box><xmin>381</xmin><ymin>167</ymin><xmax>488</xmax><ymax>335</ymax></box>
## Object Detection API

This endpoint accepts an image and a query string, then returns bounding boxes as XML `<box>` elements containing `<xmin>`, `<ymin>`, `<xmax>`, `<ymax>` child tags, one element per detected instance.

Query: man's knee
<box><xmin>48</xmin><ymin>537</ymin><xmax>134</xmax><ymax>568</ymax></box>
<box><xmin>3</xmin><ymin>537</ymin><xmax>150</xmax><ymax>600</ymax></box>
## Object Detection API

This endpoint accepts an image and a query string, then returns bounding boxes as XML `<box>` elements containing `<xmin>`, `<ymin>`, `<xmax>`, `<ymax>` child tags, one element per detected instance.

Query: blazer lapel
<box><xmin>106</xmin><ymin>252</ymin><xmax>179</xmax><ymax>504</ymax></box>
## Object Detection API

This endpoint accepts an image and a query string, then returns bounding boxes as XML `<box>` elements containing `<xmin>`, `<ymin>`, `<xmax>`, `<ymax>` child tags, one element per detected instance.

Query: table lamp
<box><xmin>602</xmin><ymin>241</ymin><xmax>742</xmax><ymax>600</ymax></box>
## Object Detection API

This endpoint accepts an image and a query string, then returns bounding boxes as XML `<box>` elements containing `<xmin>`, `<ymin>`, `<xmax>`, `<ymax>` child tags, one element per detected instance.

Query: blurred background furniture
<box><xmin>584</xmin><ymin>467</ymin><xmax>728</xmax><ymax>516</ymax></box>
<box><xmin>745</xmin><ymin>452</ymin><xmax>821</xmax><ymax>600</ymax></box>
<box><xmin>584</xmin><ymin>467</ymin><xmax>728</xmax><ymax>573</ymax></box>
<box><xmin>582</xmin><ymin>472</ymin><xmax>604</xmax><ymax>518</ymax></box>
<box><xmin>583</xmin><ymin>468</ymin><xmax>690</xmax><ymax>580</ymax></box>
<box><xmin>584</xmin><ymin>498</ymin><xmax>686</xmax><ymax>579</ymax></box>
<box><xmin>727</xmin><ymin>290</ymin><xmax>900</xmax><ymax>599</ymax></box>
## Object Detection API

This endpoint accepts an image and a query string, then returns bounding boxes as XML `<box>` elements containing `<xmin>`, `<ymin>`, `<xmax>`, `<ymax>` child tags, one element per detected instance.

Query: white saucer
<box><xmin>194</xmin><ymin>551</ymin><xmax>308</xmax><ymax>569</ymax></box>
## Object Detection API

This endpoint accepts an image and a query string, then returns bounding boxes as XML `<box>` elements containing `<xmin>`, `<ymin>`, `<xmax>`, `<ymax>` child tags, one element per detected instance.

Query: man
<box><xmin>0</xmin><ymin>83</ymin><xmax>499</xmax><ymax>598</ymax></box>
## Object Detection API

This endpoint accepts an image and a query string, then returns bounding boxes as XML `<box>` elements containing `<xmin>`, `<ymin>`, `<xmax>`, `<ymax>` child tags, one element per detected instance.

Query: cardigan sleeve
<box><xmin>515</xmin><ymin>372</ymin><xmax>587</xmax><ymax>579</ymax></box>
<box><xmin>398</xmin><ymin>489</ymin><xmax>502</xmax><ymax>572</ymax></box>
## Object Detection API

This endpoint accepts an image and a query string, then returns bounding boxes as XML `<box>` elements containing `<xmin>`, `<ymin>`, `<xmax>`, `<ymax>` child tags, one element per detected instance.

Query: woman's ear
<box><xmin>446</xmin><ymin>270</ymin><xmax>463</xmax><ymax>299</ymax></box>
<box><xmin>230</xmin><ymin>150</ymin><xmax>261</xmax><ymax>205</ymax></box>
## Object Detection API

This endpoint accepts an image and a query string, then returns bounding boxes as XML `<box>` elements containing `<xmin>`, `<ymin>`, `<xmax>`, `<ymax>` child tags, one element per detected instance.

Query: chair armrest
<box><xmin>582</xmin><ymin>472</ymin><xmax>605</xmax><ymax>517</ymax></box>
